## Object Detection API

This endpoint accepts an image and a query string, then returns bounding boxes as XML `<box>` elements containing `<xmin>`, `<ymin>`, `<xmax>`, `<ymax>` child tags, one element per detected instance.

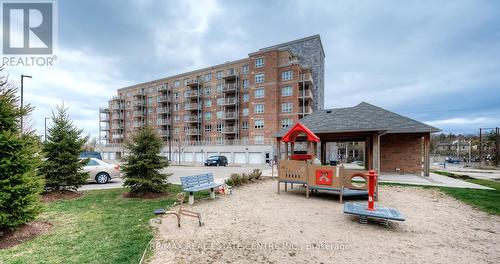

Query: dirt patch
<box><xmin>0</xmin><ymin>221</ymin><xmax>52</xmax><ymax>249</ymax></box>
<box><xmin>151</xmin><ymin>180</ymin><xmax>500</xmax><ymax>264</ymax></box>
<box><xmin>42</xmin><ymin>190</ymin><xmax>83</xmax><ymax>203</ymax></box>
<box><xmin>122</xmin><ymin>192</ymin><xmax>170</xmax><ymax>199</ymax></box>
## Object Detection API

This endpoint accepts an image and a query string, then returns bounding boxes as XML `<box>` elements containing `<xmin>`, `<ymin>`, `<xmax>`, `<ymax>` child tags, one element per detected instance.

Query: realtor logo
<box><xmin>2</xmin><ymin>1</ymin><xmax>54</xmax><ymax>54</ymax></box>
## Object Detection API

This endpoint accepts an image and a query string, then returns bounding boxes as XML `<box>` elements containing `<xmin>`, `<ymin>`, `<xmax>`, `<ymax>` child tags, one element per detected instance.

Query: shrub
<box><xmin>0</xmin><ymin>75</ymin><xmax>44</xmax><ymax>230</ymax></box>
<box><xmin>252</xmin><ymin>169</ymin><xmax>263</xmax><ymax>180</ymax></box>
<box><xmin>240</xmin><ymin>173</ymin><xmax>249</xmax><ymax>184</ymax></box>
<box><xmin>229</xmin><ymin>173</ymin><xmax>241</xmax><ymax>186</ymax></box>
<box><xmin>121</xmin><ymin>127</ymin><xmax>171</xmax><ymax>195</ymax></box>
<box><xmin>41</xmin><ymin>105</ymin><xmax>88</xmax><ymax>191</ymax></box>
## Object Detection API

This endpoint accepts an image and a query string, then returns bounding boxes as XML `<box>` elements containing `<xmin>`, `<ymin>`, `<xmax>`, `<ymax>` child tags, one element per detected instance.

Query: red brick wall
<box><xmin>380</xmin><ymin>133</ymin><xmax>423</xmax><ymax>174</ymax></box>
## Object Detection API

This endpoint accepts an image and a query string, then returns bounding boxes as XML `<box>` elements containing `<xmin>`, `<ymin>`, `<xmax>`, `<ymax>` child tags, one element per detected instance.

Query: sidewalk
<box><xmin>262</xmin><ymin>168</ymin><xmax>494</xmax><ymax>190</ymax></box>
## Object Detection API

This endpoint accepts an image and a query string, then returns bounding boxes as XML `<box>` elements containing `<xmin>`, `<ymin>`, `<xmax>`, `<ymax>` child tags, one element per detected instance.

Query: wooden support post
<box><xmin>210</xmin><ymin>188</ymin><xmax>215</xmax><ymax>199</ymax></box>
<box><xmin>277</xmin><ymin>181</ymin><xmax>280</xmax><ymax>194</ymax></box>
<box><xmin>284</xmin><ymin>142</ymin><xmax>289</xmax><ymax>160</ymax></box>
<box><xmin>423</xmin><ymin>133</ymin><xmax>430</xmax><ymax>177</ymax></box>
<box><xmin>321</xmin><ymin>141</ymin><xmax>327</xmax><ymax>165</ymax></box>
<box><xmin>306</xmin><ymin>185</ymin><xmax>309</xmax><ymax>198</ymax></box>
<box><xmin>285</xmin><ymin>182</ymin><xmax>288</xmax><ymax>192</ymax></box>
<box><xmin>372</xmin><ymin>134</ymin><xmax>380</xmax><ymax>174</ymax></box>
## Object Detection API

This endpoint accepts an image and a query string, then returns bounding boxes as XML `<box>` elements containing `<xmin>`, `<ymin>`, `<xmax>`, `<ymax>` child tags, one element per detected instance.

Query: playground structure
<box><xmin>277</xmin><ymin>123</ymin><xmax>375</xmax><ymax>202</ymax></box>
<box><xmin>343</xmin><ymin>170</ymin><xmax>405</xmax><ymax>225</ymax></box>
<box><xmin>153</xmin><ymin>193</ymin><xmax>203</xmax><ymax>227</ymax></box>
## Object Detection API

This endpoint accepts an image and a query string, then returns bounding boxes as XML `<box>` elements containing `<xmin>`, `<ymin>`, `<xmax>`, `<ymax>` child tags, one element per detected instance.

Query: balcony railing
<box><xmin>133</xmin><ymin>122</ymin><xmax>145</xmax><ymax>128</ymax></box>
<box><xmin>111</xmin><ymin>96</ymin><xmax>124</xmax><ymax>102</ymax></box>
<box><xmin>157</xmin><ymin>119</ymin><xmax>170</xmax><ymax>126</ymax></box>
<box><xmin>222</xmin><ymin>112</ymin><xmax>237</xmax><ymax>120</ymax></box>
<box><xmin>158</xmin><ymin>84</ymin><xmax>169</xmax><ymax>91</ymax></box>
<box><xmin>185</xmin><ymin>115</ymin><xmax>200</xmax><ymax>122</ymax></box>
<box><xmin>112</xmin><ymin>104</ymin><xmax>123</xmax><ymax>110</ymax></box>
<box><xmin>299</xmin><ymin>73</ymin><xmax>313</xmax><ymax>85</ymax></box>
<box><xmin>133</xmin><ymin>101</ymin><xmax>145</xmax><ymax>107</ymax></box>
<box><xmin>186</xmin><ymin>79</ymin><xmax>202</xmax><ymax>87</ymax></box>
<box><xmin>157</xmin><ymin>129</ymin><xmax>170</xmax><ymax>137</ymax></box>
<box><xmin>157</xmin><ymin>107</ymin><xmax>169</xmax><ymax>114</ymax></box>
<box><xmin>99</xmin><ymin>107</ymin><xmax>110</xmax><ymax>113</ymax></box>
<box><xmin>133</xmin><ymin>91</ymin><xmax>146</xmax><ymax>97</ymax></box>
<box><xmin>184</xmin><ymin>103</ymin><xmax>200</xmax><ymax>110</ymax></box>
<box><xmin>299</xmin><ymin>90</ymin><xmax>313</xmax><ymax>99</ymax></box>
<box><xmin>222</xmin><ymin>97</ymin><xmax>237</xmax><ymax>105</ymax></box>
<box><xmin>157</xmin><ymin>95</ymin><xmax>170</xmax><ymax>102</ymax></box>
<box><xmin>186</xmin><ymin>129</ymin><xmax>200</xmax><ymax>135</ymax></box>
<box><xmin>185</xmin><ymin>90</ymin><xmax>199</xmax><ymax>98</ymax></box>
<box><xmin>222</xmin><ymin>70</ymin><xmax>238</xmax><ymax>80</ymax></box>
<box><xmin>112</xmin><ymin>134</ymin><xmax>124</xmax><ymax>139</ymax></box>
<box><xmin>299</xmin><ymin>106</ymin><xmax>313</xmax><ymax>115</ymax></box>
<box><xmin>222</xmin><ymin>83</ymin><xmax>237</xmax><ymax>92</ymax></box>
<box><xmin>100</xmin><ymin>125</ymin><xmax>110</xmax><ymax>131</ymax></box>
<box><xmin>111</xmin><ymin>123</ymin><xmax>124</xmax><ymax>130</ymax></box>
<box><xmin>133</xmin><ymin>111</ymin><xmax>144</xmax><ymax>117</ymax></box>
<box><xmin>111</xmin><ymin>114</ymin><xmax>123</xmax><ymax>120</ymax></box>
<box><xmin>100</xmin><ymin>115</ymin><xmax>110</xmax><ymax>121</ymax></box>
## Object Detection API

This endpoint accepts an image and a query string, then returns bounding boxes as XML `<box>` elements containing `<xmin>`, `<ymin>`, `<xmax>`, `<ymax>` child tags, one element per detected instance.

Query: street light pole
<box><xmin>44</xmin><ymin>117</ymin><xmax>50</xmax><ymax>142</ymax></box>
<box><xmin>20</xmin><ymin>75</ymin><xmax>32</xmax><ymax>132</ymax></box>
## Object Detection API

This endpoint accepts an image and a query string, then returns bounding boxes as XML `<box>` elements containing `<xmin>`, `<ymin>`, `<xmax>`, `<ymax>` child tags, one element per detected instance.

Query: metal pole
<box><xmin>479</xmin><ymin>128</ymin><xmax>483</xmax><ymax>167</ymax></box>
<box><xmin>469</xmin><ymin>138</ymin><xmax>471</xmax><ymax>164</ymax></box>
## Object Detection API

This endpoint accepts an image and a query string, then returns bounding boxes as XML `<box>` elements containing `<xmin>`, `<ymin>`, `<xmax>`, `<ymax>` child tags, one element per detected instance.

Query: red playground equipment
<box><xmin>343</xmin><ymin>170</ymin><xmax>405</xmax><ymax>225</ymax></box>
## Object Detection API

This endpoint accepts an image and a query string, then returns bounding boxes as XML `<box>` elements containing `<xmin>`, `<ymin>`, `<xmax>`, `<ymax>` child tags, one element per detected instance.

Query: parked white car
<box><xmin>83</xmin><ymin>158</ymin><xmax>120</xmax><ymax>184</ymax></box>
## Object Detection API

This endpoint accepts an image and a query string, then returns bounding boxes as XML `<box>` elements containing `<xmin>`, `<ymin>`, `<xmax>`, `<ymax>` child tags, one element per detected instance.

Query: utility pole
<box><xmin>468</xmin><ymin>138</ymin><xmax>472</xmax><ymax>164</ymax></box>
<box><xmin>479</xmin><ymin>128</ymin><xmax>483</xmax><ymax>167</ymax></box>
<box><xmin>20</xmin><ymin>75</ymin><xmax>32</xmax><ymax>132</ymax></box>
<box><xmin>44</xmin><ymin>117</ymin><xmax>50</xmax><ymax>142</ymax></box>
<box><xmin>496</xmin><ymin>127</ymin><xmax>499</xmax><ymax>166</ymax></box>
<box><xmin>457</xmin><ymin>134</ymin><xmax>460</xmax><ymax>161</ymax></box>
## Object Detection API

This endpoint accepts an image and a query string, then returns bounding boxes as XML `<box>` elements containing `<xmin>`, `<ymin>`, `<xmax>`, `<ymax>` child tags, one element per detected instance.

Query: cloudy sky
<box><xmin>4</xmin><ymin>0</ymin><xmax>500</xmax><ymax>138</ymax></box>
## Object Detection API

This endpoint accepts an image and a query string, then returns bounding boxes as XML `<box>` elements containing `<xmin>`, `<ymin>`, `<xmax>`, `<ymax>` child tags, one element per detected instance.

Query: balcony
<box><xmin>222</xmin><ymin>70</ymin><xmax>238</xmax><ymax>80</ymax></box>
<box><xmin>100</xmin><ymin>114</ymin><xmax>110</xmax><ymax>121</ymax></box>
<box><xmin>157</xmin><ymin>129</ymin><xmax>169</xmax><ymax>137</ymax></box>
<box><xmin>299</xmin><ymin>73</ymin><xmax>313</xmax><ymax>86</ymax></box>
<box><xmin>157</xmin><ymin>95</ymin><xmax>170</xmax><ymax>103</ymax></box>
<box><xmin>111</xmin><ymin>96</ymin><xmax>124</xmax><ymax>102</ymax></box>
<box><xmin>184</xmin><ymin>103</ymin><xmax>200</xmax><ymax>111</ymax></box>
<box><xmin>299</xmin><ymin>89</ymin><xmax>313</xmax><ymax>100</ymax></box>
<box><xmin>133</xmin><ymin>122</ymin><xmax>144</xmax><ymax>128</ymax></box>
<box><xmin>222</xmin><ymin>112</ymin><xmax>237</xmax><ymax>120</ymax></box>
<box><xmin>111</xmin><ymin>104</ymin><xmax>123</xmax><ymax>110</ymax></box>
<box><xmin>111</xmin><ymin>123</ymin><xmax>124</xmax><ymax>130</ymax></box>
<box><xmin>221</xmin><ymin>97</ymin><xmax>237</xmax><ymax>106</ymax></box>
<box><xmin>186</xmin><ymin>129</ymin><xmax>200</xmax><ymax>136</ymax></box>
<box><xmin>100</xmin><ymin>124</ymin><xmax>110</xmax><ymax>131</ymax></box>
<box><xmin>222</xmin><ymin>126</ymin><xmax>237</xmax><ymax>134</ymax></box>
<box><xmin>157</xmin><ymin>119</ymin><xmax>170</xmax><ymax>126</ymax></box>
<box><xmin>112</xmin><ymin>134</ymin><xmax>124</xmax><ymax>139</ymax></box>
<box><xmin>133</xmin><ymin>91</ymin><xmax>146</xmax><ymax>98</ymax></box>
<box><xmin>133</xmin><ymin>111</ymin><xmax>144</xmax><ymax>117</ymax></box>
<box><xmin>185</xmin><ymin>115</ymin><xmax>200</xmax><ymax>123</ymax></box>
<box><xmin>133</xmin><ymin>101</ymin><xmax>145</xmax><ymax>108</ymax></box>
<box><xmin>111</xmin><ymin>114</ymin><xmax>123</xmax><ymax>120</ymax></box>
<box><xmin>185</xmin><ymin>90</ymin><xmax>199</xmax><ymax>98</ymax></box>
<box><xmin>222</xmin><ymin>83</ymin><xmax>238</xmax><ymax>93</ymax></box>
<box><xmin>158</xmin><ymin>84</ymin><xmax>169</xmax><ymax>91</ymax></box>
<box><xmin>299</xmin><ymin>106</ymin><xmax>313</xmax><ymax>115</ymax></box>
<box><xmin>99</xmin><ymin>107</ymin><xmax>110</xmax><ymax>113</ymax></box>
<box><xmin>186</xmin><ymin>79</ymin><xmax>202</xmax><ymax>87</ymax></box>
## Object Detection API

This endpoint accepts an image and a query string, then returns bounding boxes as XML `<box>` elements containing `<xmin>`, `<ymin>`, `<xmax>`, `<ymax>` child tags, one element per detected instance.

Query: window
<box><xmin>174</xmin><ymin>128</ymin><xmax>179</xmax><ymax>134</ymax></box>
<box><xmin>242</xmin><ymin>79</ymin><xmax>249</xmax><ymax>89</ymax></box>
<box><xmin>242</xmin><ymin>65</ymin><xmax>249</xmax><ymax>74</ymax></box>
<box><xmin>281</xmin><ymin>70</ymin><xmax>293</xmax><ymax>81</ymax></box>
<box><xmin>242</xmin><ymin>108</ymin><xmax>249</xmax><ymax>116</ymax></box>
<box><xmin>217</xmin><ymin>98</ymin><xmax>224</xmax><ymax>105</ymax></box>
<box><xmin>174</xmin><ymin>103</ymin><xmax>180</xmax><ymax>111</ymax></box>
<box><xmin>255</xmin><ymin>88</ymin><xmax>265</xmax><ymax>99</ymax></box>
<box><xmin>148</xmin><ymin>108</ymin><xmax>153</xmax><ymax>114</ymax></box>
<box><xmin>148</xmin><ymin>97</ymin><xmax>153</xmax><ymax>104</ymax></box>
<box><xmin>281</xmin><ymin>118</ymin><xmax>292</xmax><ymax>128</ymax></box>
<box><xmin>174</xmin><ymin>115</ymin><xmax>180</xmax><ymax>121</ymax></box>
<box><xmin>87</xmin><ymin>159</ymin><xmax>99</xmax><ymax>166</ymax></box>
<box><xmin>254</xmin><ymin>135</ymin><xmax>264</xmax><ymax>145</ymax></box>
<box><xmin>255</xmin><ymin>73</ymin><xmax>264</xmax><ymax>84</ymax></box>
<box><xmin>254</xmin><ymin>103</ymin><xmax>264</xmax><ymax>114</ymax></box>
<box><xmin>204</xmin><ymin>85</ymin><xmax>211</xmax><ymax>95</ymax></box>
<box><xmin>174</xmin><ymin>92</ymin><xmax>179</xmax><ymax>100</ymax></box>
<box><xmin>127</xmin><ymin>92</ymin><xmax>131</xmax><ymax>97</ymax></box>
<box><xmin>216</xmin><ymin>71</ymin><xmax>223</xmax><ymax>80</ymax></box>
<box><xmin>183</xmin><ymin>79</ymin><xmax>188</xmax><ymax>85</ymax></box>
<box><xmin>282</xmin><ymin>103</ymin><xmax>293</xmax><ymax>113</ymax></box>
<box><xmin>204</xmin><ymin>125</ymin><xmax>212</xmax><ymax>132</ymax></box>
<box><xmin>282</xmin><ymin>86</ymin><xmax>292</xmax><ymax>96</ymax></box>
<box><xmin>255</xmin><ymin>57</ymin><xmax>264</xmax><ymax>68</ymax></box>
<box><xmin>216</xmin><ymin>83</ymin><xmax>223</xmax><ymax>92</ymax></box>
<box><xmin>242</xmin><ymin>121</ymin><xmax>249</xmax><ymax>130</ymax></box>
<box><xmin>205</xmin><ymin>73</ymin><xmax>212</xmax><ymax>81</ymax></box>
<box><xmin>216</xmin><ymin>123</ymin><xmax>223</xmax><ymax>132</ymax></box>
<box><xmin>254</xmin><ymin>119</ymin><xmax>264</xmax><ymax>129</ymax></box>
<box><xmin>243</xmin><ymin>93</ymin><xmax>249</xmax><ymax>102</ymax></box>
<box><xmin>205</xmin><ymin>112</ymin><xmax>212</xmax><ymax>120</ymax></box>
<box><xmin>174</xmin><ymin>81</ymin><xmax>180</xmax><ymax>88</ymax></box>
<box><xmin>216</xmin><ymin>111</ymin><xmax>223</xmax><ymax>119</ymax></box>
<box><xmin>205</xmin><ymin>99</ymin><xmax>212</xmax><ymax>107</ymax></box>
<box><xmin>217</xmin><ymin>137</ymin><xmax>224</xmax><ymax>145</ymax></box>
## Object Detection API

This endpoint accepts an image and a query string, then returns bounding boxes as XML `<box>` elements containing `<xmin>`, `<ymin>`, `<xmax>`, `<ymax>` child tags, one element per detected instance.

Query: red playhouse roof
<box><xmin>281</xmin><ymin>122</ymin><xmax>320</xmax><ymax>143</ymax></box>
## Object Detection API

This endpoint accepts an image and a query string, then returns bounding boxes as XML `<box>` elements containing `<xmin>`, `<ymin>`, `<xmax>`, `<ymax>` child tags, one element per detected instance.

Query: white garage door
<box><xmin>249</xmin><ymin>152</ymin><xmax>263</xmax><ymax>164</ymax></box>
<box><xmin>234</xmin><ymin>152</ymin><xmax>246</xmax><ymax>164</ymax></box>
<box><xmin>220</xmin><ymin>152</ymin><xmax>232</xmax><ymax>163</ymax></box>
<box><xmin>184</xmin><ymin>152</ymin><xmax>193</xmax><ymax>162</ymax></box>
<box><xmin>109</xmin><ymin>152</ymin><xmax>116</xmax><ymax>160</ymax></box>
<box><xmin>195</xmin><ymin>152</ymin><xmax>204</xmax><ymax>162</ymax></box>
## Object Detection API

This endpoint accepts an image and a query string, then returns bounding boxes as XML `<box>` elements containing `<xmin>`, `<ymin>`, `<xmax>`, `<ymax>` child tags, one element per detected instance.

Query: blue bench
<box><xmin>181</xmin><ymin>173</ymin><xmax>222</xmax><ymax>205</ymax></box>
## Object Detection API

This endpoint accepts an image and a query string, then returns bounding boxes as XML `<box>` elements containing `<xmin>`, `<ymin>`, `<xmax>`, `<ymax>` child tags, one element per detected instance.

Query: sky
<box><xmin>3</xmin><ymin>0</ymin><xmax>500</xmax><ymax>138</ymax></box>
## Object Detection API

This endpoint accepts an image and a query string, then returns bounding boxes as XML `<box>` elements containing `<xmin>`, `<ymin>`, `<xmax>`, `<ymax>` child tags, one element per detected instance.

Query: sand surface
<box><xmin>150</xmin><ymin>179</ymin><xmax>500</xmax><ymax>264</ymax></box>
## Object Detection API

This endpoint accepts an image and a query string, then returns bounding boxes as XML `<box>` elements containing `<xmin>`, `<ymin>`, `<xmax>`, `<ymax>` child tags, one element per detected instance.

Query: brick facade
<box><xmin>380</xmin><ymin>133</ymin><xmax>423</xmax><ymax>174</ymax></box>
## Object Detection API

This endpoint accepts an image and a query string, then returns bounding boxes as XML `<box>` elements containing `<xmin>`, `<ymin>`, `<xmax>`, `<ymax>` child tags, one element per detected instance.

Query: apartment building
<box><xmin>98</xmin><ymin>35</ymin><xmax>325</xmax><ymax>164</ymax></box>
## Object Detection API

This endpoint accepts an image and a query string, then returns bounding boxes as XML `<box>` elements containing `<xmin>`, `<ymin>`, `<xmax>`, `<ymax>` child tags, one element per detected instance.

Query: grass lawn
<box><xmin>0</xmin><ymin>185</ymin><xmax>208</xmax><ymax>264</ymax></box>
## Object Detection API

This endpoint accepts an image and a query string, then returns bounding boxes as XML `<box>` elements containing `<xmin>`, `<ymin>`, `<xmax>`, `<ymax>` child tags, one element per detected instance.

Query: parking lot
<box><xmin>79</xmin><ymin>164</ymin><xmax>268</xmax><ymax>191</ymax></box>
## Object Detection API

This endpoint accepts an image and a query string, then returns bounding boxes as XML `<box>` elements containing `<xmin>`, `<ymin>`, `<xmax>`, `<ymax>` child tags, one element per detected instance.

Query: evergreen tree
<box><xmin>0</xmin><ymin>74</ymin><xmax>44</xmax><ymax>230</ymax></box>
<box><xmin>41</xmin><ymin>105</ymin><xmax>88</xmax><ymax>191</ymax></box>
<box><xmin>122</xmin><ymin>126</ymin><xmax>171</xmax><ymax>195</ymax></box>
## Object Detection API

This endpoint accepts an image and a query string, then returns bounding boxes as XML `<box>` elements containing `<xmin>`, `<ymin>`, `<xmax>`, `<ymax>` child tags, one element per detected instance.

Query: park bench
<box><xmin>181</xmin><ymin>173</ymin><xmax>222</xmax><ymax>205</ymax></box>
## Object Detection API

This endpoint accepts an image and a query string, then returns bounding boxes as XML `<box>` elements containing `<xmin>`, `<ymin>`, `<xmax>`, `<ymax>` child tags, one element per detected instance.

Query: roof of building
<box><xmin>258</xmin><ymin>34</ymin><xmax>325</xmax><ymax>57</ymax></box>
<box><xmin>276</xmin><ymin>102</ymin><xmax>440</xmax><ymax>137</ymax></box>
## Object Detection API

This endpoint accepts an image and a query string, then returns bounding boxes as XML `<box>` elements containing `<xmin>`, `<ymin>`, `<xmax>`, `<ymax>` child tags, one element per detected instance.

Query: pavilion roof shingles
<box><xmin>276</xmin><ymin>102</ymin><xmax>440</xmax><ymax>137</ymax></box>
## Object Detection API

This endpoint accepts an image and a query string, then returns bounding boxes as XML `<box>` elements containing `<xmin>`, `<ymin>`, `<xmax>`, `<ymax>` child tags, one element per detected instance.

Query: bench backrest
<box><xmin>181</xmin><ymin>173</ymin><xmax>215</xmax><ymax>189</ymax></box>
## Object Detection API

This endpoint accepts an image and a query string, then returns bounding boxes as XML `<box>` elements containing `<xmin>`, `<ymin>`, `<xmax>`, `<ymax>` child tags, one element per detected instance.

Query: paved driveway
<box><xmin>79</xmin><ymin>165</ymin><xmax>268</xmax><ymax>191</ymax></box>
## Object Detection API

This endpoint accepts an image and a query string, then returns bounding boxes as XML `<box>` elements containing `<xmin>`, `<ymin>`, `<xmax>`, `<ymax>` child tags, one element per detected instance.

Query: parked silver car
<box><xmin>83</xmin><ymin>158</ymin><xmax>120</xmax><ymax>184</ymax></box>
